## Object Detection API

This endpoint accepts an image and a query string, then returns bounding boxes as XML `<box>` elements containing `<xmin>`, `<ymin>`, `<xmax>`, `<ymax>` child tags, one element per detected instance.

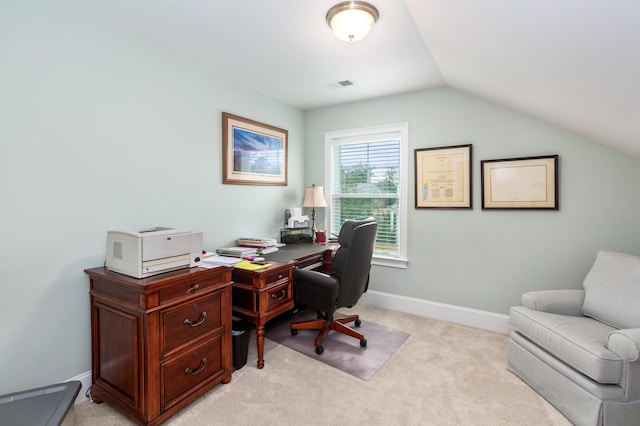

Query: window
<box><xmin>325</xmin><ymin>123</ymin><xmax>408</xmax><ymax>268</ymax></box>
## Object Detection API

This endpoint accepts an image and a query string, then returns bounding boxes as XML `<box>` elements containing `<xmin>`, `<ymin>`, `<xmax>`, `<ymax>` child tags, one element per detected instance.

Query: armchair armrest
<box><xmin>607</xmin><ymin>329</ymin><xmax>640</xmax><ymax>362</ymax></box>
<box><xmin>521</xmin><ymin>290</ymin><xmax>585</xmax><ymax>316</ymax></box>
<box><xmin>607</xmin><ymin>329</ymin><xmax>640</xmax><ymax>400</ymax></box>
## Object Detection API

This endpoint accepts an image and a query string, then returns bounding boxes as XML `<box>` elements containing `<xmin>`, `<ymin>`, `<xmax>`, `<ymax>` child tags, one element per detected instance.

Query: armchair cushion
<box><xmin>582</xmin><ymin>250</ymin><xmax>640</xmax><ymax>329</ymax></box>
<box><xmin>510</xmin><ymin>306</ymin><xmax>621</xmax><ymax>383</ymax></box>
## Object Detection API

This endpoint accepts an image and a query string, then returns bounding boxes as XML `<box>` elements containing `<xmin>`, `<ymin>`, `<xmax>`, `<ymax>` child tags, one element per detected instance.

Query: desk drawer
<box><xmin>264</xmin><ymin>281</ymin><xmax>292</xmax><ymax>311</ymax></box>
<box><xmin>161</xmin><ymin>292</ymin><xmax>222</xmax><ymax>355</ymax></box>
<box><xmin>161</xmin><ymin>335</ymin><xmax>222</xmax><ymax>411</ymax></box>
<box><xmin>232</xmin><ymin>281</ymin><xmax>292</xmax><ymax>314</ymax></box>
<box><xmin>263</xmin><ymin>269</ymin><xmax>290</xmax><ymax>286</ymax></box>
<box><xmin>158</xmin><ymin>268</ymin><xmax>230</xmax><ymax>305</ymax></box>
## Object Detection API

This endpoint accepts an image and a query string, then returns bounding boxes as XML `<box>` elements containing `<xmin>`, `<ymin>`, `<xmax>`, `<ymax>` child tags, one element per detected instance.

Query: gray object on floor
<box><xmin>267</xmin><ymin>310</ymin><xmax>409</xmax><ymax>380</ymax></box>
<box><xmin>508</xmin><ymin>250</ymin><xmax>640</xmax><ymax>426</ymax></box>
<box><xmin>0</xmin><ymin>380</ymin><xmax>81</xmax><ymax>426</ymax></box>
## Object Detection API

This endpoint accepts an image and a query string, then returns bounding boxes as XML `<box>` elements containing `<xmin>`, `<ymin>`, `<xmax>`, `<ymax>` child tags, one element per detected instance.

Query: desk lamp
<box><xmin>302</xmin><ymin>184</ymin><xmax>328</xmax><ymax>243</ymax></box>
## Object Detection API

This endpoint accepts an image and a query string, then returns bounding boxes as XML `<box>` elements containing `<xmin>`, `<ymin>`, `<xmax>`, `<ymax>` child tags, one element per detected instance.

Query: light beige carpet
<box><xmin>75</xmin><ymin>304</ymin><xmax>571</xmax><ymax>425</ymax></box>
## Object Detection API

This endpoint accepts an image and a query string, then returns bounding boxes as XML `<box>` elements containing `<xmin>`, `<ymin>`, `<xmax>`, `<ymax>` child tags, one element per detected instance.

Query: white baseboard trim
<box><xmin>67</xmin><ymin>370</ymin><xmax>92</xmax><ymax>405</ymax></box>
<box><xmin>68</xmin><ymin>291</ymin><xmax>508</xmax><ymax>405</ymax></box>
<box><xmin>361</xmin><ymin>290</ymin><xmax>510</xmax><ymax>334</ymax></box>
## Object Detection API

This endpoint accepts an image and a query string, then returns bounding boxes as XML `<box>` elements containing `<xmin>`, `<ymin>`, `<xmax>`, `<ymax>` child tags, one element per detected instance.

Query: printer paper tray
<box><xmin>142</xmin><ymin>254</ymin><xmax>191</xmax><ymax>277</ymax></box>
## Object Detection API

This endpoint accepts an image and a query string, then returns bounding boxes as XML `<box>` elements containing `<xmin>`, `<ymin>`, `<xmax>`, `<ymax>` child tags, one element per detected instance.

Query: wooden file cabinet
<box><xmin>85</xmin><ymin>266</ymin><xmax>234</xmax><ymax>426</ymax></box>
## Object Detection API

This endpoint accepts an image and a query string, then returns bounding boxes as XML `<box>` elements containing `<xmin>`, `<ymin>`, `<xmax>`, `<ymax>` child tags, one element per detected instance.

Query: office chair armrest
<box><xmin>293</xmin><ymin>269</ymin><xmax>339</xmax><ymax>313</ymax></box>
<box><xmin>293</xmin><ymin>269</ymin><xmax>336</xmax><ymax>289</ymax></box>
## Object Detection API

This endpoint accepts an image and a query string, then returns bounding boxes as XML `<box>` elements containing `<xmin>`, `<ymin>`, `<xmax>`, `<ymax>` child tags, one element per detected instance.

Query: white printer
<box><xmin>106</xmin><ymin>227</ymin><xmax>203</xmax><ymax>278</ymax></box>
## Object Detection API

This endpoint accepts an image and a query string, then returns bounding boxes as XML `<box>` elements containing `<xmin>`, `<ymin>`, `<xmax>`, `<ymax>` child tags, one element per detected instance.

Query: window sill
<box><xmin>372</xmin><ymin>254</ymin><xmax>408</xmax><ymax>269</ymax></box>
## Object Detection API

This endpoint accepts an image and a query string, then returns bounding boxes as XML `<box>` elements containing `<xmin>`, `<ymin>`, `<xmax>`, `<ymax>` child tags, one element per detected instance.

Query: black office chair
<box><xmin>290</xmin><ymin>217</ymin><xmax>378</xmax><ymax>354</ymax></box>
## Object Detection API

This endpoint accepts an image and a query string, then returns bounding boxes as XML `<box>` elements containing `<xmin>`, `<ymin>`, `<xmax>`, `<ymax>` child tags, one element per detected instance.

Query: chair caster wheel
<box><xmin>355</xmin><ymin>319</ymin><xmax>362</xmax><ymax>327</ymax></box>
<box><xmin>291</xmin><ymin>329</ymin><xmax>298</xmax><ymax>336</ymax></box>
<box><xmin>360</xmin><ymin>338</ymin><xmax>367</xmax><ymax>348</ymax></box>
<box><xmin>315</xmin><ymin>345</ymin><xmax>324</xmax><ymax>355</ymax></box>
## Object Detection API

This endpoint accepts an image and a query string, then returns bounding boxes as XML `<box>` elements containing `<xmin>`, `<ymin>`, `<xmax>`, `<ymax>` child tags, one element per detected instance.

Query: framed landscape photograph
<box><xmin>481</xmin><ymin>155</ymin><xmax>558</xmax><ymax>209</ymax></box>
<box><xmin>222</xmin><ymin>112</ymin><xmax>288</xmax><ymax>185</ymax></box>
<box><xmin>414</xmin><ymin>144</ymin><xmax>472</xmax><ymax>209</ymax></box>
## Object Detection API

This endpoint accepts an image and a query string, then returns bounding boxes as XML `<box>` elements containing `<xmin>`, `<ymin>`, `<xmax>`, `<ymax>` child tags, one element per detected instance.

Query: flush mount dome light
<box><xmin>326</xmin><ymin>1</ymin><xmax>379</xmax><ymax>42</ymax></box>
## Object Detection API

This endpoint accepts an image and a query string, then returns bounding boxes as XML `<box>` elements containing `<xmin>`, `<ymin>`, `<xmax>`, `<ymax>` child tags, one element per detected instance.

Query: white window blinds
<box><xmin>329</xmin><ymin>139</ymin><xmax>401</xmax><ymax>256</ymax></box>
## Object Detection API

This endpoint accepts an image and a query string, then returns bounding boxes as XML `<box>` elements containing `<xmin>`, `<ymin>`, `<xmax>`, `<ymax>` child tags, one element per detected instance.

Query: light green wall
<box><xmin>3</xmin><ymin>0</ymin><xmax>640</xmax><ymax>398</ymax></box>
<box><xmin>305</xmin><ymin>88</ymin><xmax>640</xmax><ymax>314</ymax></box>
<box><xmin>0</xmin><ymin>0</ymin><xmax>304</xmax><ymax>394</ymax></box>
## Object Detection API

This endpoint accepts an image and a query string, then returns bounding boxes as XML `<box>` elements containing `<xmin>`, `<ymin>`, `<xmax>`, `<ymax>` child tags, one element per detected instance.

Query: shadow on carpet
<box><xmin>265</xmin><ymin>311</ymin><xmax>410</xmax><ymax>380</ymax></box>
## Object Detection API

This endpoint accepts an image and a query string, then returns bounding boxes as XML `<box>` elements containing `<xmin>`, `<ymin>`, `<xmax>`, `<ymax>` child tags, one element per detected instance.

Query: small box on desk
<box><xmin>280</xmin><ymin>228</ymin><xmax>312</xmax><ymax>244</ymax></box>
<box><xmin>284</xmin><ymin>209</ymin><xmax>309</xmax><ymax>229</ymax></box>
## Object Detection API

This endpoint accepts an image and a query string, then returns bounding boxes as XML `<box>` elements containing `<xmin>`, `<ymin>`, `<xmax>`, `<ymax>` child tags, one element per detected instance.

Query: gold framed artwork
<box><xmin>414</xmin><ymin>144</ymin><xmax>472</xmax><ymax>209</ymax></box>
<box><xmin>481</xmin><ymin>155</ymin><xmax>558</xmax><ymax>209</ymax></box>
<box><xmin>222</xmin><ymin>112</ymin><xmax>288</xmax><ymax>185</ymax></box>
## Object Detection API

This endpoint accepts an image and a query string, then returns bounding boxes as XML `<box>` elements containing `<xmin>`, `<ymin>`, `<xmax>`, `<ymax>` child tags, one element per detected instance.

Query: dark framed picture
<box><xmin>222</xmin><ymin>112</ymin><xmax>288</xmax><ymax>185</ymax></box>
<box><xmin>414</xmin><ymin>144</ymin><xmax>472</xmax><ymax>209</ymax></box>
<box><xmin>481</xmin><ymin>155</ymin><xmax>558</xmax><ymax>209</ymax></box>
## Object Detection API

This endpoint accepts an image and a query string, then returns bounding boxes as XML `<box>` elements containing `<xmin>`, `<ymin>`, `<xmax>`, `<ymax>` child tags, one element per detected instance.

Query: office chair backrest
<box><xmin>331</xmin><ymin>217</ymin><xmax>378</xmax><ymax>308</ymax></box>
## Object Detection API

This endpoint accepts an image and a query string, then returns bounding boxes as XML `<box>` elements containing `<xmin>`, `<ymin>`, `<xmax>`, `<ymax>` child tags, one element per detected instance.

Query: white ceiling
<box><xmin>60</xmin><ymin>0</ymin><xmax>640</xmax><ymax>157</ymax></box>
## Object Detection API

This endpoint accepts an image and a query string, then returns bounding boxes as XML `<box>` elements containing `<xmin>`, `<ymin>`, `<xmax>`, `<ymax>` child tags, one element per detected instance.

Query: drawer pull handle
<box><xmin>278</xmin><ymin>274</ymin><xmax>283</xmax><ymax>280</ymax></box>
<box><xmin>184</xmin><ymin>311</ymin><xmax>207</xmax><ymax>327</ymax></box>
<box><xmin>271</xmin><ymin>289</ymin><xmax>286</xmax><ymax>301</ymax></box>
<box><xmin>184</xmin><ymin>358</ymin><xmax>207</xmax><ymax>376</ymax></box>
<box><xmin>185</xmin><ymin>284</ymin><xmax>200</xmax><ymax>294</ymax></box>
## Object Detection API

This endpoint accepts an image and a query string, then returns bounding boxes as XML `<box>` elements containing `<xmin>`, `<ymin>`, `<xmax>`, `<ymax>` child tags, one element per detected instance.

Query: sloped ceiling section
<box><xmin>59</xmin><ymin>0</ymin><xmax>445</xmax><ymax>109</ymax></box>
<box><xmin>60</xmin><ymin>0</ymin><xmax>640</xmax><ymax>157</ymax></box>
<box><xmin>406</xmin><ymin>0</ymin><xmax>640</xmax><ymax>157</ymax></box>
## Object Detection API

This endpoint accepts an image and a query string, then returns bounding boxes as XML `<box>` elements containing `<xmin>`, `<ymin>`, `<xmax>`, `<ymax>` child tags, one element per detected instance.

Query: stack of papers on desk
<box><xmin>200</xmin><ymin>255</ymin><xmax>242</xmax><ymax>267</ymax></box>
<box><xmin>216</xmin><ymin>246</ymin><xmax>257</xmax><ymax>257</ymax></box>
<box><xmin>237</xmin><ymin>237</ymin><xmax>278</xmax><ymax>248</ymax></box>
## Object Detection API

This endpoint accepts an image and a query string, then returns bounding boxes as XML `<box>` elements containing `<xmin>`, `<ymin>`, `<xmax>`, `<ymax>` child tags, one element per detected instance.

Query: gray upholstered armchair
<box><xmin>290</xmin><ymin>217</ymin><xmax>378</xmax><ymax>355</ymax></box>
<box><xmin>508</xmin><ymin>250</ymin><xmax>640</xmax><ymax>425</ymax></box>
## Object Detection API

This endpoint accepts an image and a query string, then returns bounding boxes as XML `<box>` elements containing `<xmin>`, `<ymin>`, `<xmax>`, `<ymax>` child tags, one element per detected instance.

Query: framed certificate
<box><xmin>414</xmin><ymin>144</ymin><xmax>472</xmax><ymax>209</ymax></box>
<box><xmin>481</xmin><ymin>155</ymin><xmax>558</xmax><ymax>209</ymax></box>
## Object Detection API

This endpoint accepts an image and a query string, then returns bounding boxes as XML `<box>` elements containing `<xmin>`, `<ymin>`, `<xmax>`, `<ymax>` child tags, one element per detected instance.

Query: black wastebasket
<box><xmin>232</xmin><ymin>319</ymin><xmax>251</xmax><ymax>370</ymax></box>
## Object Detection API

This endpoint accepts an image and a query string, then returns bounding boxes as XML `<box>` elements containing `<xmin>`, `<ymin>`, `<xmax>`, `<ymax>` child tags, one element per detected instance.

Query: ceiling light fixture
<box><xmin>326</xmin><ymin>1</ymin><xmax>379</xmax><ymax>42</ymax></box>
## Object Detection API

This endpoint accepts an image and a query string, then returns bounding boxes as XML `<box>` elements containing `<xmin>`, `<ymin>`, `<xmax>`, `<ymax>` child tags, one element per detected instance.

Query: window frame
<box><xmin>324</xmin><ymin>123</ymin><xmax>409</xmax><ymax>269</ymax></box>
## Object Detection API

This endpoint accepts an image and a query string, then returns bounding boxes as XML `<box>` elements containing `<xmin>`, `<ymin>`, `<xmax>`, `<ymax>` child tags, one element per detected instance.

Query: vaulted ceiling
<box><xmin>60</xmin><ymin>0</ymin><xmax>640</xmax><ymax>158</ymax></box>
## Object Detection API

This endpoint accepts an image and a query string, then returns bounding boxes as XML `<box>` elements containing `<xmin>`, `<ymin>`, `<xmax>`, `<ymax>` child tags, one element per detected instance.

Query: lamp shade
<box><xmin>303</xmin><ymin>185</ymin><xmax>328</xmax><ymax>208</ymax></box>
<box><xmin>326</xmin><ymin>1</ymin><xmax>379</xmax><ymax>42</ymax></box>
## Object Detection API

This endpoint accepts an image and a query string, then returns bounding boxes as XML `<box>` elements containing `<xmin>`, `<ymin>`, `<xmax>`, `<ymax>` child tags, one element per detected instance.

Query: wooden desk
<box><xmin>231</xmin><ymin>243</ymin><xmax>337</xmax><ymax>368</ymax></box>
<box><xmin>266</xmin><ymin>243</ymin><xmax>337</xmax><ymax>272</ymax></box>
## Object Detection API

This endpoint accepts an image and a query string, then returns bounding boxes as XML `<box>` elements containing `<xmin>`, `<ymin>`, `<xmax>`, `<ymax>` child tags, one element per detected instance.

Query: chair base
<box><xmin>291</xmin><ymin>314</ymin><xmax>365</xmax><ymax>352</ymax></box>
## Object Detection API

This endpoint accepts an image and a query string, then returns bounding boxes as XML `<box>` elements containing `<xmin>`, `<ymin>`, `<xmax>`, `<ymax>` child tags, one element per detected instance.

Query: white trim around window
<box><xmin>324</xmin><ymin>123</ymin><xmax>409</xmax><ymax>269</ymax></box>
